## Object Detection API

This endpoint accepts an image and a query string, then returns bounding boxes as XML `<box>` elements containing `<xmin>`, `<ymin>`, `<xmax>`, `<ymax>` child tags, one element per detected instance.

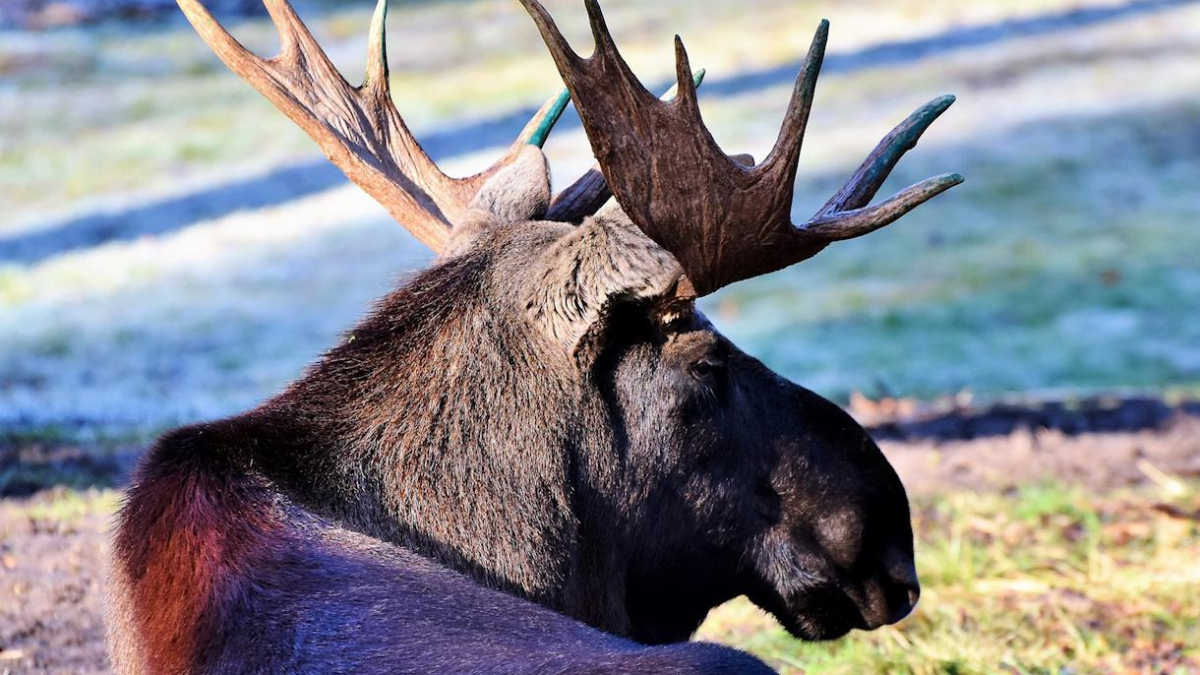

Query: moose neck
<box><xmin>228</xmin><ymin>253</ymin><xmax>612</xmax><ymax>627</ymax></box>
<box><xmin>233</xmin><ymin>250</ymin><xmax>742</xmax><ymax>641</ymax></box>
<box><xmin>244</xmin><ymin>253</ymin><xmax>569</xmax><ymax>593</ymax></box>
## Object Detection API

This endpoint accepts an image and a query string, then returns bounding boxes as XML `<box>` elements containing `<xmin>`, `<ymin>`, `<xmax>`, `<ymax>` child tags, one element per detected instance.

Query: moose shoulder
<box><xmin>108</xmin><ymin>0</ymin><xmax>962</xmax><ymax>673</ymax></box>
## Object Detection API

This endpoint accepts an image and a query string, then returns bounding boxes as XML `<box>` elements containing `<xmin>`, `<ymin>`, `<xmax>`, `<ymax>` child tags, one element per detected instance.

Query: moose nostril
<box><xmin>883</xmin><ymin>576</ymin><xmax>916</xmax><ymax>624</ymax></box>
<box><xmin>885</xmin><ymin>581</ymin><xmax>920</xmax><ymax>624</ymax></box>
<box><xmin>907</xmin><ymin>585</ymin><xmax>920</xmax><ymax>609</ymax></box>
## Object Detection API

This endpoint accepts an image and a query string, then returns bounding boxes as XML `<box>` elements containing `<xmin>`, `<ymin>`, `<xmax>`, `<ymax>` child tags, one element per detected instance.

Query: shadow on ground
<box><xmin>0</xmin><ymin>439</ymin><xmax>136</xmax><ymax>498</ymax></box>
<box><xmin>2</xmin><ymin>396</ymin><xmax>1196</xmax><ymax>498</ymax></box>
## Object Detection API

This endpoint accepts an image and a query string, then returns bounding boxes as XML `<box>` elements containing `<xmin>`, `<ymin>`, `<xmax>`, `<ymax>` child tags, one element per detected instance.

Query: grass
<box><xmin>1</xmin><ymin>0</ymin><xmax>1198</xmax><ymax>432</ymax></box>
<box><xmin>12</xmin><ymin>487</ymin><xmax>119</xmax><ymax>528</ymax></box>
<box><xmin>697</xmin><ymin>480</ymin><xmax>1200</xmax><ymax>674</ymax></box>
<box><xmin>0</xmin><ymin>486</ymin><xmax>118</xmax><ymax>540</ymax></box>
<box><xmin>0</xmin><ymin>0</ymin><xmax>1175</xmax><ymax>223</ymax></box>
<box><xmin>709</xmin><ymin>87</ymin><xmax>1200</xmax><ymax>400</ymax></box>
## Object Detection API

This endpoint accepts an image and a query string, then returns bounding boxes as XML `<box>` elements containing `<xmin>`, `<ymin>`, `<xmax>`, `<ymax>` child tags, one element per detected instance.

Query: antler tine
<box><xmin>807</xmin><ymin>172</ymin><xmax>963</xmax><ymax>240</ymax></box>
<box><xmin>179</xmin><ymin>0</ymin><xmax>575</xmax><ymax>252</ymax></box>
<box><xmin>363</xmin><ymin>0</ymin><xmax>390</xmax><ymax>93</ymax></box>
<box><xmin>817</xmin><ymin>95</ymin><xmax>958</xmax><ymax>216</ymax></box>
<box><xmin>261</xmin><ymin>0</ymin><xmax>309</xmax><ymax>58</ymax></box>
<box><xmin>520</xmin><ymin>88</ymin><xmax>573</xmax><ymax>148</ymax></box>
<box><xmin>583</xmin><ymin>0</ymin><xmax>617</xmax><ymax>58</ymax></box>
<box><xmin>520</xmin><ymin>0</ymin><xmax>962</xmax><ymax>296</ymax></box>
<box><xmin>758</xmin><ymin>20</ymin><xmax>828</xmax><ymax>186</ymax></box>
<box><xmin>672</xmin><ymin>37</ymin><xmax>700</xmax><ymax>113</ymax></box>
<box><xmin>802</xmin><ymin>95</ymin><xmax>963</xmax><ymax>240</ymax></box>
<box><xmin>521</xmin><ymin>0</ymin><xmax>585</xmax><ymax>72</ymax></box>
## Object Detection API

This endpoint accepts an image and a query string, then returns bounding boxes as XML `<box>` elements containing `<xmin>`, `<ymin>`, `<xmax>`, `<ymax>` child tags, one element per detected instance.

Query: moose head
<box><xmin>168</xmin><ymin>0</ymin><xmax>960</xmax><ymax>648</ymax></box>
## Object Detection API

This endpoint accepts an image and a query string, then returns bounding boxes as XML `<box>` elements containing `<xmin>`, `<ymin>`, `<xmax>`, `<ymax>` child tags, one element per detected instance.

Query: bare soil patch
<box><xmin>0</xmin><ymin>489</ymin><xmax>111</xmax><ymax>674</ymax></box>
<box><xmin>862</xmin><ymin>396</ymin><xmax>1200</xmax><ymax>495</ymax></box>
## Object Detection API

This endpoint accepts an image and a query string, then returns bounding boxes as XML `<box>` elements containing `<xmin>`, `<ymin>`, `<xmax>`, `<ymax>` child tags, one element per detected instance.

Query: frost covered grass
<box><xmin>705</xmin><ymin>2</ymin><xmax>1200</xmax><ymax>402</ymax></box>
<box><xmin>1</xmin><ymin>0</ymin><xmax>1199</xmax><ymax>433</ymax></box>
<box><xmin>713</xmin><ymin>95</ymin><xmax>1200</xmax><ymax>400</ymax></box>
<box><xmin>1</xmin><ymin>0</ymin><xmax>1185</xmax><ymax>223</ymax></box>
<box><xmin>0</xmin><ymin>185</ymin><xmax>429</xmax><ymax>433</ymax></box>
<box><xmin>698</xmin><ymin>480</ymin><xmax>1200</xmax><ymax>675</ymax></box>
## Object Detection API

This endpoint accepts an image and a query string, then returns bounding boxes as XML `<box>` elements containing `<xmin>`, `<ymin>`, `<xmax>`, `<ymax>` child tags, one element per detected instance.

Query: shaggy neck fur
<box><xmin>222</xmin><ymin>245</ymin><xmax>648</xmax><ymax>632</ymax></box>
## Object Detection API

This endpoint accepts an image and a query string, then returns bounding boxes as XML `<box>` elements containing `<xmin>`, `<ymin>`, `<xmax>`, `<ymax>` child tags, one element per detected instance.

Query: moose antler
<box><xmin>178</xmin><ymin>0</ymin><xmax>577</xmax><ymax>251</ymax></box>
<box><xmin>519</xmin><ymin>0</ymin><xmax>963</xmax><ymax>296</ymax></box>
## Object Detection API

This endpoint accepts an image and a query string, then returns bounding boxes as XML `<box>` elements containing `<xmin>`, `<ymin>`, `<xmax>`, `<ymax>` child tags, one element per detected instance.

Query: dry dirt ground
<box><xmin>0</xmin><ymin>398</ymin><xmax>1197</xmax><ymax>674</ymax></box>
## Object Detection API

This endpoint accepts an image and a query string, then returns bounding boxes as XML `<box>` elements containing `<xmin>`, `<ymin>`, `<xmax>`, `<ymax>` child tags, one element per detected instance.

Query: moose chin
<box><xmin>107</xmin><ymin>0</ymin><xmax>961</xmax><ymax>672</ymax></box>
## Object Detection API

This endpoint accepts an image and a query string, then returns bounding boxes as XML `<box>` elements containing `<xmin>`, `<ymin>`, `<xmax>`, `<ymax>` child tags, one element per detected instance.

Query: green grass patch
<box><xmin>17</xmin><ymin>487</ymin><xmax>120</xmax><ymax>526</ymax></box>
<box><xmin>0</xmin><ymin>488</ymin><xmax>120</xmax><ymax>540</ymax></box>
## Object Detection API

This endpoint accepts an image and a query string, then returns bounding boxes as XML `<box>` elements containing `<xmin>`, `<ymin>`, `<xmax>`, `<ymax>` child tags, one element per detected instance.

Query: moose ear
<box><xmin>522</xmin><ymin>200</ymin><xmax>686</xmax><ymax>363</ymax></box>
<box><xmin>468</xmin><ymin>145</ymin><xmax>552</xmax><ymax>224</ymax></box>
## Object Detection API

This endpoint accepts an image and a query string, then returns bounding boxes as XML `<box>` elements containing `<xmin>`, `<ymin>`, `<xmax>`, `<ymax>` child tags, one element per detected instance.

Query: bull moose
<box><xmin>108</xmin><ymin>0</ymin><xmax>963</xmax><ymax>672</ymax></box>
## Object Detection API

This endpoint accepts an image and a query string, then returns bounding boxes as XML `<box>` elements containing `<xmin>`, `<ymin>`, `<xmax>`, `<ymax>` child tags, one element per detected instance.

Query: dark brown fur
<box><xmin>110</xmin><ymin>152</ymin><xmax>921</xmax><ymax>674</ymax></box>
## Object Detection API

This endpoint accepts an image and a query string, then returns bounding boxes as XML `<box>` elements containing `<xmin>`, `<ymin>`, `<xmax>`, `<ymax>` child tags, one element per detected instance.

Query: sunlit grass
<box><xmin>2</xmin><ymin>0</ymin><xmax>1199</xmax><ymax>430</ymax></box>
<box><xmin>17</xmin><ymin>488</ymin><xmax>118</xmax><ymax>526</ymax></box>
<box><xmin>4</xmin><ymin>0</ymin><xmax>1193</xmax><ymax>220</ymax></box>
<box><xmin>698</xmin><ymin>481</ymin><xmax>1200</xmax><ymax>674</ymax></box>
<box><xmin>0</xmin><ymin>487</ymin><xmax>118</xmax><ymax>536</ymax></box>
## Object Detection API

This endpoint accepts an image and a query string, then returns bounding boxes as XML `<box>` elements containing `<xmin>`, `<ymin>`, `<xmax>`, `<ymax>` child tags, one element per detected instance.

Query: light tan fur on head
<box><xmin>469</xmin><ymin>146</ymin><xmax>552</xmax><ymax>224</ymax></box>
<box><xmin>443</xmin><ymin>146</ymin><xmax>553</xmax><ymax>256</ymax></box>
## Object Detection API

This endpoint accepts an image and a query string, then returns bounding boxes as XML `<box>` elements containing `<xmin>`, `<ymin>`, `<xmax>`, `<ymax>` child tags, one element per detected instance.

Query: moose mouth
<box><xmin>754</xmin><ymin>581</ymin><xmax>875</xmax><ymax>642</ymax></box>
<box><xmin>769</xmin><ymin>570</ymin><xmax>921</xmax><ymax>641</ymax></box>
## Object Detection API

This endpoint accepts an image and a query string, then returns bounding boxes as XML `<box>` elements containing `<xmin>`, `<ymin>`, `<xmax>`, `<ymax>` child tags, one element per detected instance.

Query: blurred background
<box><xmin>0</xmin><ymin>0</ymin><xmax>1198</xmax><ymax>672</ymax></box>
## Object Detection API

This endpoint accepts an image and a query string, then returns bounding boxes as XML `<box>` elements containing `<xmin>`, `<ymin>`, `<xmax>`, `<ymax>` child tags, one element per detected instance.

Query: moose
<box><xmin>108</xmin><ymin>0</ymin><xmax>963</xmax><ymax>672</ymax></box>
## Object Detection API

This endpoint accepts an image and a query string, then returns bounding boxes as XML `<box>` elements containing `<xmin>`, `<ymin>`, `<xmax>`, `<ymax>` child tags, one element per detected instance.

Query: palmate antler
<box><xmin>519</xmin><ymin>0</ymin><xmax>963</xmax><ymax>296</ymax></box>
<box><xmin>177</xmin><ymin>0</ymin><xmax>584</xmax><ymax>251</ymax></box>
<box><xmin>182</xmin><ymin>0</ymin><xmax>961</xmax><ymax>295</ymax></box>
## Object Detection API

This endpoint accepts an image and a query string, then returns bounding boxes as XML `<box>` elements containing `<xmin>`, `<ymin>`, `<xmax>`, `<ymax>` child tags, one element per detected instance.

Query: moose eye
<box><xmin>691</xmin><ymin>358</ymin><xmax>725</xmax><ymax>382</ymax></box>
